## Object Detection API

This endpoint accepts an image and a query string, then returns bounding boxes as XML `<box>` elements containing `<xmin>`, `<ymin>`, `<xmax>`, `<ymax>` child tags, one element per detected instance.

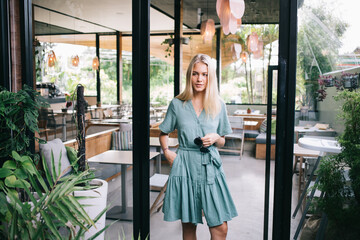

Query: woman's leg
<box><xmin>209</xmin><ymin>222</ymin><xmax>228</xmax><ymax>240</ymax></box>
<box><xmin>182</xmin><ymin>222</ymin><xmax>197</xmax><ymax>240</ymax></box>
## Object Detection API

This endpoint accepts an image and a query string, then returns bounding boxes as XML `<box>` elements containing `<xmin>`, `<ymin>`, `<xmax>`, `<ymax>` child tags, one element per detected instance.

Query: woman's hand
<box><xmin>164</xmin><ymin>149</ymin><xmax>177</xmax><ymax>167</ymax></box>
<box><xmin>201</xmin><ymin>133</ymin><xmax>221</xmax><ymax>147</ymax></box>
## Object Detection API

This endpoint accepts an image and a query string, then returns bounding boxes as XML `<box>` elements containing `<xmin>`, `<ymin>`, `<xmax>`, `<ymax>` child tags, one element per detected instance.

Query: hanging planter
<box><xmin>253</xmin><ymin>40</ymin><xmax>264</xmax><ymax>59</ymax></box>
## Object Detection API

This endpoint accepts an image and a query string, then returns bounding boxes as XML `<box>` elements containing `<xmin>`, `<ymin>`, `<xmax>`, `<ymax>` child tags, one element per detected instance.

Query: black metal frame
<box><xmin>20</xmin><ymin>0</ymin><xmax>34</xmax><ymax>89</ymax></box>
<box><xmin>263</xmin><ymin>65</ymin><xmax>278</xmax><ymax>240</ymax></box>
<box><xmin>96</xmin><ymin>34</ymin><xmax>101</xmax><ymax>105</ymax></box>
<box><xmin>116</xmin><ymin>31</ymin><xmax>121</xmax><ymax>104</ymax></box>
<box><xmin>272</xmin><ymin>0</ymin><xmax>298</xmax><ymax>239</ymax></box>
<box><xmin>132</xmin><ymin>0</ymin><xmax>150</xmax><ymax>239</ymax></box>
<box><xmin>0</xmin><ymin>0</ymin><xmax>10</xmax><ymax>90</ymax></box>
<box><xmin>216</xmin><ymin>28</ymin><xmax>221</xmax><ymax>91</ymax></box>
<box><xmin>174</xmin><ymin>0</ymin><xmax>182</xmax><ymax>97</ymax></box>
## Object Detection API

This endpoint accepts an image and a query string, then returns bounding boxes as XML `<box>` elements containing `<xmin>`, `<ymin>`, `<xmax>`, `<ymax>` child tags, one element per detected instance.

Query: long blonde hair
<box><xmin>176</xmin><ymin>54</ymin><xmax>221</xmax><ymax>118</ymax></box>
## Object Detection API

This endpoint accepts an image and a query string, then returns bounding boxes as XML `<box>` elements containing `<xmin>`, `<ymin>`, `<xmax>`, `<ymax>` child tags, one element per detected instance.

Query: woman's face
<box><xmin>191</xmin><ymin>62</ymin><xmax>208</xmax><ymax>94</ymax></box>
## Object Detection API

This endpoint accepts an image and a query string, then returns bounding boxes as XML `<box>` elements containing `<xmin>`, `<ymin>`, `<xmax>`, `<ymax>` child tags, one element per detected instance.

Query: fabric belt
<box><xmin>178</xmin><ymin>146</ymin><xmax>222</xmax><ymax>184</ymax></box>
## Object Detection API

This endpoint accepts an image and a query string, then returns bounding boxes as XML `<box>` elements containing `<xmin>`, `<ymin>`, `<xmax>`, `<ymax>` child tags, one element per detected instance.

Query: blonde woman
<box><xmin>159</xmin><ymin>54</ymin><xmax>237</xmax><ymax>240</ymax></box>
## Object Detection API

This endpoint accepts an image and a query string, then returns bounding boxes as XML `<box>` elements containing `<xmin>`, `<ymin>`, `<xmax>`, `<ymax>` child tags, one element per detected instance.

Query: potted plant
<box><xmin>0</xmin><ymin>86</ymin><xmax>109</xmax><ymax>239</ymax></box>
<box><xmin>314</xmin><ymin>90</ymin><xmax>360</xmax><ymax>238</ymax></box>
<box><xmin>0</xmin><ymin>151</ymin><xmax>109</xmax><ymax>239</ymax></box>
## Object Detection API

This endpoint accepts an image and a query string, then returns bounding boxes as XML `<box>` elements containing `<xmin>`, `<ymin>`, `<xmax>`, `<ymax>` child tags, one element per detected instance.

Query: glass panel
<box><xmin>99</xmin><ymin>35</ymin><xmax>117</xmax><ymax>105</ymax></box>
<box><xmin>292</xmin><ymin>1</ymin><xmax>360</xmax><ymax>238</ymax></box>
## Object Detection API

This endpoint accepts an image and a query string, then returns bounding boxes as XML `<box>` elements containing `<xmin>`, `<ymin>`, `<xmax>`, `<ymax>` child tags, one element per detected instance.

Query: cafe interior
<box><xmin>1</xmin><ymin>0</ymin><xmax>360</xmax><ymax>239</ymax></box>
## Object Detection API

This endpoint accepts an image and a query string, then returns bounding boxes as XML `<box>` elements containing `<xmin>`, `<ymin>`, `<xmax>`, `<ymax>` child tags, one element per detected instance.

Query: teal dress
<box><xmin>159</xmin><ymin>98</ymin><xmax>238</xmax><ymax>227</ymax></box>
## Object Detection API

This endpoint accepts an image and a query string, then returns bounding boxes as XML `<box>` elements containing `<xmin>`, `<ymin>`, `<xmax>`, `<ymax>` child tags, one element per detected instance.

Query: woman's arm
<box><xmin>159</xmin><ymin>131</ymin><xmax>177</xmax><ymax>166</ymax></box>
<box><xmin>201</xmin><ymin>133</ymin><xmax>226</xmax><ymax>148</ymax></box>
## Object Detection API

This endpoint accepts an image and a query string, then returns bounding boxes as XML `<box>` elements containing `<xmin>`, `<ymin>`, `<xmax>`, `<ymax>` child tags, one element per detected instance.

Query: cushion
<box><xmin>39</xmin><ymin>138</ymin><xmax>72</xmax><ymax>177</ymax></box>
<box><xmin>112</xmin><ymin>131</ymin><xmax>132</xmax><ymax>150</ymax></box>
<box><xmin>256</xmin><ymin>133</ymin><xmax>276</xmax><ymax>144</ymax></box>
<box><xmin>244</xmin><ymin>130</ymin><xmax>260</xmax><ymax>138</ymax></box>
<box><xmin>259</xmin><ymin>118</ymin><xmax>277</xmax><ymax>135</ymax></box>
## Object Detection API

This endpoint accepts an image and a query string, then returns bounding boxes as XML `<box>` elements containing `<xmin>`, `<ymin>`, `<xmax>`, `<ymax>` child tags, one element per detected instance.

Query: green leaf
<box><xmin>0</xmin><ymin>168</ymin><xmax>13</xmax><ymax>178</ymax></box>
<box><xmin>42</xmin><ymin>154</ymin><xmax>53</xmax><ymax>188</ymax></box>
<box><xmin>11</xmin><ymin>151</ymin><xmax>22</xmax><ymax>162</ymax></box>
<box><xmin>14</xmin><ymin>168</ymin><xmax>27</xmax><ymax>179</ymax></box>
<box><xmin>2</xmin><ymin>160</ymin><xmax>16</xmax><ymax>169</ymax></box>
<box><xmin>21</xmin><ymin>160</ymin><xmax>37</xmax><ymax>175</ymax></box>
<box><xmin>4</xmin><ymin>175</ymin><xmax>17</xmax><ymax>187</ymax></box>
<box><xmin>40</xmin><ymin>210</ymin><xmax>63</xmax><ymax>239</ymax></box>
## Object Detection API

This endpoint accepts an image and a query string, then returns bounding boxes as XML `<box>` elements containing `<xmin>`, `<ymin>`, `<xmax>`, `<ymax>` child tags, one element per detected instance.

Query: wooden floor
<box><xmin>103</xmin><ymin>147</ymin><xmax>303</xmax><ymax>240</ymax></box>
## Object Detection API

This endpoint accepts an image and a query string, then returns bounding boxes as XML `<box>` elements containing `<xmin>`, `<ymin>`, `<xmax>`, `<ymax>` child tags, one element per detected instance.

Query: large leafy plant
<box><xmin>0</xmin><ymin>151</ymin><xmax>109</xmax><ymax>239</ymax></box>
<box><xmin>0</xmin><ymin>85</ymin><xmax>48</xmax><ymax>164</ymax></box>
<box><xmin>316</xmin><ymin>90</ymin><xmax>360</xmax><ymax>238</ymax></box>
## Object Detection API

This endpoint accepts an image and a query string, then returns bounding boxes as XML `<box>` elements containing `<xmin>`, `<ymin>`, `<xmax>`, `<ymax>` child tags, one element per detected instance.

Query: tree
<box><xmin>296</xmin><ymin>2</ymin><xmax>348</xmax><ymax>109</ymax></box>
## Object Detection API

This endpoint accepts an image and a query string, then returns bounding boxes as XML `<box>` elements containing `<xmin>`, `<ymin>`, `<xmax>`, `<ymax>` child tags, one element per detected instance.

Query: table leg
<box><xmin>156</xmin><ymin>146</ymin><xmax>161</xmax><ymax>173</ymax></box>
<box><xmin>298</xmin><ymin>156</ymin><xmax>304</xmax><ymax>201</ymax></box>
<box><xmin>106</xmin><ymin>164</ymin><xmax>133</xmax><ymax>221</ymax></box>
<box><xmin>62</xmin><ymin>115</ymin><xmax>67</xmax><ymax>141</ymax></box>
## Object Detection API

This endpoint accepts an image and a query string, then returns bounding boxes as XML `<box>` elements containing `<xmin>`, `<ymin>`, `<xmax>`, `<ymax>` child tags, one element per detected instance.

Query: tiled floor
<box><xmin>102</xmin><ymin>147</ymin><xmax>302</xmax><ymax>240</ymax></box>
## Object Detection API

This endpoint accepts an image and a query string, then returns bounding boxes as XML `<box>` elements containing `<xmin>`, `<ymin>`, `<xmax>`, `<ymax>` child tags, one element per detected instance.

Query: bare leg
<box><xmin>182</xmin><ymin>222</ymin><xmax>197</xmax><ymax>240</ymax></box>
<box><xmin>209</xmin><ymin>222</ymin><xmax>228</xmax><ymax>240</ymax></box>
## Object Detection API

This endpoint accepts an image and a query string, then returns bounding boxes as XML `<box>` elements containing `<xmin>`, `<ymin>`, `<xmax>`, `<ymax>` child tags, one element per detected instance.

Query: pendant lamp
<box><xmin>247</xmin><ymin>32</ymin><xmax>259</xmax><ymax>53</ymax></box>
<box><xmin>231</xmin><ymin>43</ymin><xmax>242</xmax><ymax>59</ymax></box>
<box><xmin>71</xmin><ymin>55</ymin><xmax>79</xmax><ymax>67</ymax></box>
<box><xmin>47</xmin><ymin>50</ymin><xmax>57</xmax><ymax>67</ymax></box>
<box><xmin>92</xmin><ymin>56</ymin><xmax>99</xmax><ymax>70</ymax></box>
<box><xmin>240</xmin><ymin>52</ymin><xmax>248</xmax><ymax>63</ymax></box>
<box><xmin>253</xmin><ymin>40</ymin><xmax>264</xmax><ymax>59</ymax></box>
<box><xmin>217</xmin><ymin>0</ymin><xmax>245</xmax><ymax>35</ymax></box>
<box><xmin>201</xmin><ymin>19</ymin><xmax>216</xmax><ymax>43</ymax></box>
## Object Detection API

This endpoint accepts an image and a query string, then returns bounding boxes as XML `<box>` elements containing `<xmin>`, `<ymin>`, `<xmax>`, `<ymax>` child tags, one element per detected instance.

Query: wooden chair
<box><xmin>150</xmin><ymin>173</ymin><xmax>169</xmax><ymax>214</ymax></box>
<box><xmin>37</xmin><ymin>114</ymin><xmax>50</xmax><ymax>141</ymax></box>
<box><xmin>218</xmin><ymin>116</ymin><xmax>245</xmax><ymax>159</ymax></box>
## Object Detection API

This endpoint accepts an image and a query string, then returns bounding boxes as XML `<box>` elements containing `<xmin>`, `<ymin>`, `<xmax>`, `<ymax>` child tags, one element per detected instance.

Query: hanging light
<box><xmin>92</xmin><ymin>56</ymin><xmax>99</xmax><ymax>70</ymax></box>
<box><xmin>47</xmin><ymin>50</ymin><xmax>57</xmax><ymax>67</ymax></box>
<box><xmin>201</xmin><ymin>19</ymin><xmax>216</xmax><ymax>43</ymax></box>
<box><xmin>229</xmin><ymin>0</ymin><xmax>245</xmax><ymax>19</ymax></box>
<box><xmin>253</xmin><ymin>40</ymin><xmax>264</xmax><ymax>59</ymax></box>
<box><xmin>240</xmin><ymin>52</ymin><xmax>248</xmax><ymax>63</ymax></box>
<box><xmin>247</xmin><ymin>32</ymin><xmax>259</xmax><ymax>53</ymax></box>
<box><xmin>217</xmin><ymin>0</ymin><xmax>245</xmax><ymax>35</ymax></box>
<box><xmin>71</xmin><ymin>55</ymin><xmax>79</xmax><ymax>67</ymax></box>
<box><xmin>231</xmin><ymin>43</ymin><xmax>242</xmax><ymax>59</ymax></box>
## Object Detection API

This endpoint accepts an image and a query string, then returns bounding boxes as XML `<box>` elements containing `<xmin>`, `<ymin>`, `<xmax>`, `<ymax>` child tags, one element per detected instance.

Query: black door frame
<box><xmin>10</xmin><ymin>0</ymin><xmax>299</xmax><ymax>239</ymax></box>
<box><xmin>272</xmin><ymin>0</ymin><xmax>298</xmax><ymax>239</ymax></box>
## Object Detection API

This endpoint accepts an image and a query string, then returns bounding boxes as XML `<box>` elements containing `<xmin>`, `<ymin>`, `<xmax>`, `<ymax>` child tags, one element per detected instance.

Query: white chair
<box><xmin>150</xmin><ymin>173</ymin><xmax>169</xmax><ymax>214</ymax></box>
<box><xmin>218</xmin><ymin>116</ymin><xmax>245</xmax><ymax>159</ymax></box>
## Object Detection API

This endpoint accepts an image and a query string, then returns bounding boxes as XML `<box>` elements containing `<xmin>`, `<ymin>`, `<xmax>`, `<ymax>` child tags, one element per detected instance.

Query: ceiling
<box><xmin>33</xmin><ymin>0</ymin><xmax>279</xmax><ymax>35</ymax></box>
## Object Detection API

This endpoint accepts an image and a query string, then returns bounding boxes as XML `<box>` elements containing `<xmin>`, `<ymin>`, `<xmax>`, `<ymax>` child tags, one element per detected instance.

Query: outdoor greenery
<box><xmin>296</xmin><ymin>2</ymin><xmax>348</xmax><ymax>110</ymax></box>
<box><xmin>221</xmin><ymin>24</ymin><xmax>279</xmax><ymax>104</ymax></box>
<box><xmin>316</xmin><ymin>90</ymin><xmax>360</xmax><ymax>238</ymax></box>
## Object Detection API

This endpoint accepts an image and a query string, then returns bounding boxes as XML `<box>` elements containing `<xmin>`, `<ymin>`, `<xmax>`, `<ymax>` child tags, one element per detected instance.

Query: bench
<box><xmin>255</xmin><ymin>133</ymin><xmax>276</xmax><ymax>160</ymax></box>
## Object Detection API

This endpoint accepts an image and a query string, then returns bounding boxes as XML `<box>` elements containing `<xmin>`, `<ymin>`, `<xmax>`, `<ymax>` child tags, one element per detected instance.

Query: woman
<box><xmin>159</xmin><ymin>54</ymin><xmax>238</xmax><ymax>240</ymax></box>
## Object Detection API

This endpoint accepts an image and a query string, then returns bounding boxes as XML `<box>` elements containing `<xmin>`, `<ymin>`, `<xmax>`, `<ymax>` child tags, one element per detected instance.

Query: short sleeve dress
<box><xmin>159</xmin><ymin>98</ymin><xmax>238</xmax><ymax>227</ymax></box>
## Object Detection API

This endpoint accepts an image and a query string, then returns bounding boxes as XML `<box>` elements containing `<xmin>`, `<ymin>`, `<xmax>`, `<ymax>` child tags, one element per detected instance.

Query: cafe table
<box><xmin>88</xmin><ymin>150</ymin><xmax>160</xmax><ymax>221</ymax></box>
<box><xmin>53</xmin><ymin>109</ymin><xmax>76</xmax><ymax>141</ymax></box>
<box><xmin>294</xmin><ymin>125</ymin><xmax>336</xmax><ymax>142</ymax></box>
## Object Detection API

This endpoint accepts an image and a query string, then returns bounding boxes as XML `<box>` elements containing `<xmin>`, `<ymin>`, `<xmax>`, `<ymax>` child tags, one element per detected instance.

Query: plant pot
<box><xmin>61</xmin><ymin>108</ymin><xmax>68</xmax><ymax>113</ymax></box>
<box><xmin>74</xmin><ymin>179</ymin><xmax>108</xmax><ymax>240</ymax></box>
